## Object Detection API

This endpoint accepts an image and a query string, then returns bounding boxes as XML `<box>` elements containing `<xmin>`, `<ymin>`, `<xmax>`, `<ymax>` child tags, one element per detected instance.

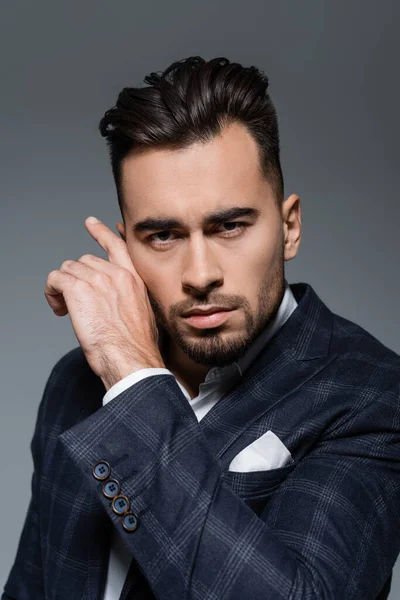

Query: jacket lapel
<box><xmin>119</xmin><ymin>559</ymin><xmax>155</xmax><ymax>600</ymax></box>
<box><xmin>198</xmin><ymin>282</ymin><xmax>337</xmax><ymax>465</ymax></box>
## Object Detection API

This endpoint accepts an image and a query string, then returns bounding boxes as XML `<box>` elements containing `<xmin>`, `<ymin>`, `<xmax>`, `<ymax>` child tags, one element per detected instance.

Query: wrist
<box><xmin>100</xmin><ymin>353</ymin><xmax>166</xmax><ymax>392</ymax></box>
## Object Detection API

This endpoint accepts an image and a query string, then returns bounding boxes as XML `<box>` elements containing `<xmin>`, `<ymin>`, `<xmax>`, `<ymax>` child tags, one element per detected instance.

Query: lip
<box><xmin>183</xmin><ymin>305</ymin><xmax>232</xmax><ymax>317</ymax></box>
<box><xmin>183</xmin><ymin>309</ymin><xmax>235</xmax><ymax>329</ymax></box>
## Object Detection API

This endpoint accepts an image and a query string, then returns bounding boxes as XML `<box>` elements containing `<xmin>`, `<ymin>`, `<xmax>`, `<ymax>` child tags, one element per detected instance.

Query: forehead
<box><xmin>121</xmin><ymin>122</ymin><xmax>273</xmax><ymax>218</ymax></box>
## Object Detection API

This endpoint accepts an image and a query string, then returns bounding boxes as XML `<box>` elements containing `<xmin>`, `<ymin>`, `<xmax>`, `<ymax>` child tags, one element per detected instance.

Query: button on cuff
<box><xmin>92</xmin><ymin>460</ymin><xmax>111</xmax><ymax>481</ymax></box>
<box><xmin>112</xmin><ymin>494</ymin><xmax>130</xmax><ymax>515</ymax></box>
<box><xmin>122</xmin><ymin>512</ymin><xmax>139</xmax><ymax>532</ymax></box>
<box><xmin>102</xmin><ymin>479</ymin><xmax>120</xmax><ymax>499</ymax></box>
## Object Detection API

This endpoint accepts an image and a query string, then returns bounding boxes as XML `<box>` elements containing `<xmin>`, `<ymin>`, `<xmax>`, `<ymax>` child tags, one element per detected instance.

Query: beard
<box><xmin>147</xmin><ymin>240</ymin><xmax>286</xmax><ymax>368</ymax></box>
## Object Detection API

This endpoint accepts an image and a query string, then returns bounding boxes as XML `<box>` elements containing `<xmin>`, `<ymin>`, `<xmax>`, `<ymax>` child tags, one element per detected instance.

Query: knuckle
<box><xmin>115</xmin><ymin>268</ymin><xmax>130</xmax><ymax>284</ymax></box>
<box><xmin>47</xmin><ymin>270</ymin><xmax>60</xmax><ymax>284</ymax></box>
<box><xmin>72</xmin><ymin>277</ymin><xmax>85</xmax><ymax>289</ymax></box>
<box><xmin>93</xmin><ymin>271</ymin><xmax>106</xmax><ymax>285</ymax></box>
<box><xmin>79</xmin><ymin>254</ymin><xmax>93</xmax><ymax>262</ymax></box>
<box><xmin>61</xmin><ymin>259</ymin><xmax>73</xmax><ymax>269</ymax></box>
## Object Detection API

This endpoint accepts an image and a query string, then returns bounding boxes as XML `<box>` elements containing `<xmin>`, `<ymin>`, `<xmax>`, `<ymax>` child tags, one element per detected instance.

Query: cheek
<box><xmin>139</xmin><ymin>270</ymin><xmax>167</xmax><ymax>303</ymax></box>
<box><xmin>235</xmin><ymin>233</ymin><xmax>279</xmax><ymax>276</ymax></box>
<box><xmin>127</xmin><ymin>244</ymin><xmax>159</xmax><ymax>285</ymax></box>
<box><xmin>128</xmin><ymin>241</ymin><xmax>177</xmax><ymax>282</ymax></box>
<box><xmin>132</xmin><ymin>257</ymin><xmax>173</xmax><ymax>308</ymax></box>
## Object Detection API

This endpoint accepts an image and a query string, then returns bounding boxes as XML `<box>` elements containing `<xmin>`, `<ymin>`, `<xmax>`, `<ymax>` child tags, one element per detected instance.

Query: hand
<box><xmin>44</xmin><ymin>216</ymin><xmax>165</xmax><ymax>390</ymax></box>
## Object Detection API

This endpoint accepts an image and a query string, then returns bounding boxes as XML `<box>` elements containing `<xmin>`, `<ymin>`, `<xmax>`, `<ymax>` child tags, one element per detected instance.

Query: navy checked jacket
<box><xmin>3</xmin><ymin>282</ymin><xmax>400</xmax><ymax>599</ymax></box>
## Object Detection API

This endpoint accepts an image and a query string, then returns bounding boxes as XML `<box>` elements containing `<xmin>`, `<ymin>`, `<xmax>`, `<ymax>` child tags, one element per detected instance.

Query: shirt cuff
<box><xmin>102</xmin><ymin>368</ymin><xmax>174</xmax><ymax>406</ymax></box>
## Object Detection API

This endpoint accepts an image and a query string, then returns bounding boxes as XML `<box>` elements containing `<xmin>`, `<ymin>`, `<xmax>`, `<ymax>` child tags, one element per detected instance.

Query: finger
<box><xmin>44</xmin><ymin>270</ymin><xmax>76</xmax><ymax>314</ymax></box>
<box><xmin>85</xmin><ymin>217</ymin><xmax>138</xmax><ymax>275</ymax></box>
<box><xmin>61</xmin><ymin>256</ymin><xmax>130</xmax><ymax>291</ymax></box>
<box><xmin>59</xmin><ymin>258</ymin><xmax>108</xmax><ymax>286</ymax></box>
<box><xmin>78</xmin><ymin>254</ymin><xmax>120</xmax><ymax>277</ymax></box>
<box><xmin>52</xmin><ymin>304</ymin><xmax>69</xmax><ymax>317</ymax></box>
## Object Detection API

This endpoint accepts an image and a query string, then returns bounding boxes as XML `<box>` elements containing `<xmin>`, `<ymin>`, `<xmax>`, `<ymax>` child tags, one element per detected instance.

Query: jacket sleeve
<box><xmin>58</xmin><ymin>373</ymin><xmax>400</xmax><ymax>600</ymax></box>
<box><xmin>1</xmin><ymin>369</ymin><xmax>57</xmax><ymax>600</ymax></box>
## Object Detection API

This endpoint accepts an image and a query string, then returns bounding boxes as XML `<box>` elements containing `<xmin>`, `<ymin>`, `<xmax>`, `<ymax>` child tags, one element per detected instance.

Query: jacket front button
<box><xmin>112</xmin><ymin>495</ymin><xmax>130</xmax><ymax>515</ymax></box>
<box><xmin>92</xmin><ymin>460</ymin><xmax>111</xmax><ymax>481</ymax></box>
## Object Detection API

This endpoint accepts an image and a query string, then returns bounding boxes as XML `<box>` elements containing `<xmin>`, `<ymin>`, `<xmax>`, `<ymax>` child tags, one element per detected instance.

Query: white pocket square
<box><xmin>228</xmin><ymin>430</ymin><xmax>293</xmax><ymax>473</ymax></box>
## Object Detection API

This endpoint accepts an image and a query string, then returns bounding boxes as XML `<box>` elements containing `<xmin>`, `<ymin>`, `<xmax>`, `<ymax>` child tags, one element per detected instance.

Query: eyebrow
<box><xmin>132</xmin><ymin>206</ymin><xmax>260</xmax><ymax>234</ymax></box>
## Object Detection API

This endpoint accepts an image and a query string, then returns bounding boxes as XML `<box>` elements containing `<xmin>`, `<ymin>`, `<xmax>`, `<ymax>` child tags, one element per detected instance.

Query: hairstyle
<box><xmin>99</xmin><ymin>56</ymin><xmax>284</xmax><ymax>220</ymax></box>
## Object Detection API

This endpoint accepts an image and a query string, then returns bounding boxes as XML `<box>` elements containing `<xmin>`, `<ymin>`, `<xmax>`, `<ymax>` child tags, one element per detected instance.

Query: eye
<box><xmin>147</xmin><ymin>222</ymin><xmax>249</xmax><ymax>248</ymax></box>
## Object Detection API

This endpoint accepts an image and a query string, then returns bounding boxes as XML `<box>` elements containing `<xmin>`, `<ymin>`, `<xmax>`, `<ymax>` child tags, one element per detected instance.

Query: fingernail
<box><xmin>87</xmin><ymin>216</ymin><xmax>100</xmax><ymax>224</ymax></box>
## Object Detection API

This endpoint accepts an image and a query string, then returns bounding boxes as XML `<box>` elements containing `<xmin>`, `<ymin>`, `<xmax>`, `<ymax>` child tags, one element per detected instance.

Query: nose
<box><xmin>181</xmin><ymin>235</ymin><xmax>223</xmax><ymax>295</ymax></box>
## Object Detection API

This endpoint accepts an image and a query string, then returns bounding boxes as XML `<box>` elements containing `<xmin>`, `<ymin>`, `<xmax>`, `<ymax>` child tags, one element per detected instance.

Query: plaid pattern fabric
<box><xmin>2</xmin><ymin>282</ymin><xmax>400</xmax><ymax>600</ymax></box>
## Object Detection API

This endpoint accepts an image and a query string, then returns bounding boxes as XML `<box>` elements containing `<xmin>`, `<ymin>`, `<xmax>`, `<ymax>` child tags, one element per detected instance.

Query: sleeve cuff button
<box><xmin>112</xmin><ymin>495</ymin><xmax>130</xmax><ymax>515</ymax></box>
<box><xmin>122</xmin><ymin>512</ymin><xmax>139</xmax><ymax>532</ymax></box>
<box><xmin>92</xmin><ymin>460</ymin><xmax>111</xmax><ymax>481</ymax></box>
<box><xmin>102</xmin><ymin>479</ymin><xmax>120</xmax><ymax>499</ymax></box>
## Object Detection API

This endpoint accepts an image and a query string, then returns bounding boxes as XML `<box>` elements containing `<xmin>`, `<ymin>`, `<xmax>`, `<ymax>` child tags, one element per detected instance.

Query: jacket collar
<box><xmin>281</xmin><ymin>282</ymin><xmax>334</xmax><ymax>360</ymax></box>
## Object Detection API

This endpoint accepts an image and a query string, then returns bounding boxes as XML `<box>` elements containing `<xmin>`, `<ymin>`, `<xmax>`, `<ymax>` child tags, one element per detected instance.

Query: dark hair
<box><xmin>99</xmin><ymin>56</ymin><xmax>284</xmax><ymax>219</ymax></box>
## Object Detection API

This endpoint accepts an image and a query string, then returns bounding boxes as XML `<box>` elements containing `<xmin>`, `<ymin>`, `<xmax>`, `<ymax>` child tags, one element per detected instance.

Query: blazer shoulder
<box><xmin>51</xmin><ymin>345</ymin><xmax>92</xmax><ymax>381</ymax></box>
<box><xmin>330</xmin><ymin>312</ymin><xmax>400</xmax><ymax>383</ymax></box>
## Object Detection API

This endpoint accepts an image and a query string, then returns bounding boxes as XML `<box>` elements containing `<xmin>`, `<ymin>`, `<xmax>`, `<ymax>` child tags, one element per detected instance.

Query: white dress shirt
<box><xmin>102</xmin><ymin>279</ymin><xmax>298</xmax><ymax>599</ymax></box>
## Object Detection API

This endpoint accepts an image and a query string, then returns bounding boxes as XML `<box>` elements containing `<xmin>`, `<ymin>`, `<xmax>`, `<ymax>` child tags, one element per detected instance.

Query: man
<box><xmin>3</xmin><ymin>56</ymin><xmax>399</xmax><ymax>599</ymax></box>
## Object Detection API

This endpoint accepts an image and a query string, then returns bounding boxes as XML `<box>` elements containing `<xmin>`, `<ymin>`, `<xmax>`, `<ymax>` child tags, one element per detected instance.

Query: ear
<box><xmin>282</xmin><ymin>194</ymin><xmax>302</xmax><ymax>261</ymax></box>
<box><xmin>116</xmin><ymin>222</ymin><xmax>127</xmax><ymax>243</ymax></box>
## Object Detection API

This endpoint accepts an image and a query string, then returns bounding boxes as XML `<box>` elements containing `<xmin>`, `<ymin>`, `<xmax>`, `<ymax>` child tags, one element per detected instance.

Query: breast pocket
<box><xmin>222</xmin><ymin>460</ymin><xmax>297</xmax><ymax>515</ymax></box>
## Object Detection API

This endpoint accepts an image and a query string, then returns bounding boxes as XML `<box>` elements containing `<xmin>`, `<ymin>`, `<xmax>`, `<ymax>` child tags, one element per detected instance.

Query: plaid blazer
<box><xmin>3</xmin><ymin>282</ymin><xmax>400</xmax><ymax>600</ymax></box>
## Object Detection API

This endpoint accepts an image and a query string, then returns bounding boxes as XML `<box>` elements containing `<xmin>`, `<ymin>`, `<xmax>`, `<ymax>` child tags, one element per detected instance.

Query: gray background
<box><xmin>1</xmin><ymin>0</ymin><xmax>399</xmax><ymax>596</ymax></box>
